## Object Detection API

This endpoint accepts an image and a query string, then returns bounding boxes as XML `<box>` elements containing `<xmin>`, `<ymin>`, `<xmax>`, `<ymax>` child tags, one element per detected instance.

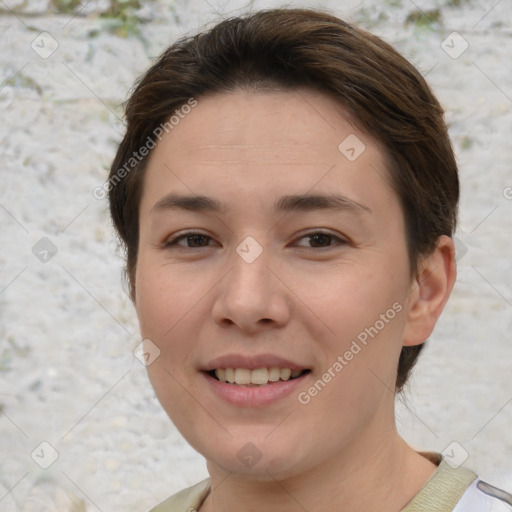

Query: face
<box><xmin>135</xmin><ymin>88</ymin><xmax>416</xmax><ymax>480</ymax></box>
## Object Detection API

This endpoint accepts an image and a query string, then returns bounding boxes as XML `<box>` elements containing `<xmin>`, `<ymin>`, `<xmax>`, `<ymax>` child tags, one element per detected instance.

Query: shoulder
<box><xmin>403</xmin><ymin>453</ymin><xmax>512</xmax><ymax>512</ymax></box>
<box><xmin>453</xmin><ymin>478</ymin><xmax>512</xmax><ymax>512</ymax></box>
<box><xmin>146</xmin><ymin>479</ymin><xmax>211</xmax><ymax>512</ymax></box>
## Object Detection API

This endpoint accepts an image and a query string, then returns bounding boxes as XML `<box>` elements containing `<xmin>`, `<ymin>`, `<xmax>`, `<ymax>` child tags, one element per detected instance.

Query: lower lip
<box><xmin>203</xmin><ymin>372</ymin><xmax>309</xmax><ymax>407</ymax></box>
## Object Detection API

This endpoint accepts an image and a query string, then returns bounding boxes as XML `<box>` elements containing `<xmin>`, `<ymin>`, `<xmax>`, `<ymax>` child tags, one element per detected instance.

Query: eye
<box><xmin>164</xmin><ymin>230</ymin><xmax>348</xmax><ymax>250</ymax></box>
<box><xmin>294</xmin><ymin>231</ymin><xmax>348</xmax><ymax>249</ymax></box>
<box><xmin>165</xmin><ymin>232</ymin><xmax>217</xmax><ymax>248</ymax></box>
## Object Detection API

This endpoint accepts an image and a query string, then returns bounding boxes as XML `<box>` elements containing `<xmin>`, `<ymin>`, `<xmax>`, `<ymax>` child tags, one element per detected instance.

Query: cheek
<box><xmin>318</xmin><ymin>264</ymin><xmax>406</xmax><ymax>329</ymax></box>
<box><xmin>135</xmin><ymin>270</ymin><xmax>167</xmax><ymax>340</ymax></box>
<box><xmin>136</xmin><ymin>259</ymin><xmax>195</xmax><ymax>338</ymax></box>
<box><xmin>135</xmin><ymin>259</ymin><xmax>214</xmax><ymax>382</ymax></box>
<box><xmin>135</xmin><ymin>264</ymin><xmax>202</xmax><ymax>426</ymax></box>
<box><xmin>309</xmin><ymin>264</ymin><xmax>409</xmax><ymax>381</ymax></box>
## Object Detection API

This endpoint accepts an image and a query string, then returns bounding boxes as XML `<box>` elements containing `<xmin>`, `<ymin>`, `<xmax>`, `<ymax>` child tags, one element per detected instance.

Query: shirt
<box><xmin>147</xmin><ymin>453</ymin><xmax>512</xmax><ymax>512</ymax></box>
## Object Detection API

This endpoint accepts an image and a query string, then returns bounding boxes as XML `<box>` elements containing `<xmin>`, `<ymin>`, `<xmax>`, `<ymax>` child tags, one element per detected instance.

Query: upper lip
<box><xmin>203</xmin><ymin>353</ymin><xmax>308</xmax><ymax>372</ymax></box>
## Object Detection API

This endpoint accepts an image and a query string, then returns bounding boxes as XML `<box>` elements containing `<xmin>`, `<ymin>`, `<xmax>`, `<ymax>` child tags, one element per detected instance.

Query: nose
<box><xmin>211</xmin><ymin>241</ymin><xmax>291</xmax><ymax>333</ymax></box>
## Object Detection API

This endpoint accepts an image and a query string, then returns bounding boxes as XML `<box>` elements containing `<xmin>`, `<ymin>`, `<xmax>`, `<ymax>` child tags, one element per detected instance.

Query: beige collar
<box><xmin>149</xmin><ymin>452</ymin><xmax>477</xmax><ymax>512</ymax></box>
<box><xmin>401</xmin><ymin>452</ymin><xmax>477</xmax><ymax>511</ymax></box>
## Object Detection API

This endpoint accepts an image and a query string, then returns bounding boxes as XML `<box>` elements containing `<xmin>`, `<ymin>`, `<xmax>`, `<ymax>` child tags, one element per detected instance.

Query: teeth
<box><xmin>280</xmin><ymin>368</ymin><xmax>291</xmax><ymax>381</ymax></box>
<box><xmin>251</xmin><ymin>368</ymin><xmax>268</xmax><ymax>385</ymax></box>
<box><xmin>213</xmin><ymin>367</ymin><xmax>305</xmax><ymax>385</ymax></box>
<box><xmin>268</xmin><ymin>367</ymin><xmax>281</xmax><ymax>382</ymax></box>
<box><xmin>225</xmin><ymin>368</ymin><xmax>235</xmax><ymax>383</ymax></box>
<box><xmin>234</xmin><ymin>368</ymin><xmax>251</xmax><ymax>385</ymax></box>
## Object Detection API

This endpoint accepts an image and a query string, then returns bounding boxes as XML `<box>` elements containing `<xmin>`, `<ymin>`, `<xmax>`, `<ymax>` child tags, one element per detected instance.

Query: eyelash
<box><xmin>164</xmin><ymin>231</ymin><xmax>348</xmax><ymax>250</ymax></box>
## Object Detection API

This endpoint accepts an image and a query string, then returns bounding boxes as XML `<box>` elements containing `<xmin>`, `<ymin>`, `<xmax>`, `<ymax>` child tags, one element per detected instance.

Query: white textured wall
<box><xmin>1</xmin><ymin>0</ymin><xmax>511</xmax><ymax>510</ymax></box>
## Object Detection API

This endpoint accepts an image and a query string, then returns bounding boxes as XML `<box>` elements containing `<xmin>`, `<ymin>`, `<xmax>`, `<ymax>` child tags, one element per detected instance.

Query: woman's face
<box><xmin>135</xmin><ymin>88</ymin><xmax>416</xmax><ymax>479</ymax></box>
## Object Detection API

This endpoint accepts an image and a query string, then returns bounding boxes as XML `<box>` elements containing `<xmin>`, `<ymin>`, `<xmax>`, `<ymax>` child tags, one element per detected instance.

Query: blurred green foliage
<box><xmin>4</xmin><ymin>71</ymin><xmax>42</xmax><ymax>95</ymax></box>
<box><xmin>50</xmin><ymin>0</ymin><xmax>146</xmax><ymax>38</ymax></box>
<box><xmin>405</xmin><ymin>8</ymin><xmax>442</xmax><ymax>29</ymax></box>
<box><xmin>50</xmin><ymin>0</ymin><xmax>82</xmax><ymax>12</ymax></box>
<box><xmin>445</xmin><ymin>0</ymin><xmax>473</xmax><ymax>6</ymax></box>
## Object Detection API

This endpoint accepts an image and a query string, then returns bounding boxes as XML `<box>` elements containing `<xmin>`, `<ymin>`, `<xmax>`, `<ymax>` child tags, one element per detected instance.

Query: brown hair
<box><xmin>108</xmin><ymin>8</ymin><xmax>459</xmax><ymax>392</ymax></box>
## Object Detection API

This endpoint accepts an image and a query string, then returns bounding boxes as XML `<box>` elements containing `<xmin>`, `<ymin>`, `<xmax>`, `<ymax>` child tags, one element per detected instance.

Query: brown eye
<box><xmin>308</xmin><ymin>233</ymin><xmax>333</xmax><ymax>247</ymax></box>
<box><xmin>166</xmin><ymin>232</ymin><xmax>215</xmax><ymax>248</ymax></box>
<box><xmin>295</xmin><ymin>231</ymin><xmax>347</xmax><ymax>249</ymax></box>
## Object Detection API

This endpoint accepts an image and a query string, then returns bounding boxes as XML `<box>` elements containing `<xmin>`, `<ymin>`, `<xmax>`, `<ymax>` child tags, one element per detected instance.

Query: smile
<box><xmin>210</xmin><ymin>367</ymin><xmax>310</xmax><ymax>386</ymax></box>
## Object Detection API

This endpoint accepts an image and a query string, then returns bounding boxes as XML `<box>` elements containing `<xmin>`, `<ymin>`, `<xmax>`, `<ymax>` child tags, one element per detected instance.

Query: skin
<box><xmin>134</xmin><ymin>88</ymin><xmax>457</xmax><ymax>512</ymax></box>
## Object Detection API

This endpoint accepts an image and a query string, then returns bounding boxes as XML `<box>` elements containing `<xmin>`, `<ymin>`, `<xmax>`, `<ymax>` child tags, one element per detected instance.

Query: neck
<box><xmin>200</xmin><ymin>423</ymin><xmax>437</xmax><ymax>512</ymax></box>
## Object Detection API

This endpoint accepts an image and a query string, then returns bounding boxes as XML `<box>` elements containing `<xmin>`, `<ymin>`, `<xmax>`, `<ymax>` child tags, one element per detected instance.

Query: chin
<box><xmin>199</xmin><ymin>436</ymin><xmax>313</xmax><ymax>482</ymax></box>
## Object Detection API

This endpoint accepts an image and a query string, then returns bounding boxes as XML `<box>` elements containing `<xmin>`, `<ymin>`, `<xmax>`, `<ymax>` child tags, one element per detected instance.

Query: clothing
<box><xmin>147</xmin><ymin>453</ymin><xmax>512</xmax><ymax>512</ymax></box>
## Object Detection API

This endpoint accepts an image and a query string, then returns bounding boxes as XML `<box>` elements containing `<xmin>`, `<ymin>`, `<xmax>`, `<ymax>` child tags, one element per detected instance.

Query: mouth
<box><xmin>207</xmin><ymin>367</ymin><xmax>311</xmax><ymax>386</ymax></box>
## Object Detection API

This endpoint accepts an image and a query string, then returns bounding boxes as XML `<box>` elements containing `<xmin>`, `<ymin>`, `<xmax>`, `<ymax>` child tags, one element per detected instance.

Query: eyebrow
<box><xmin>151</xmin><ymin>193</ymin><xmax>372</xmax><ymax>216</ymax></box>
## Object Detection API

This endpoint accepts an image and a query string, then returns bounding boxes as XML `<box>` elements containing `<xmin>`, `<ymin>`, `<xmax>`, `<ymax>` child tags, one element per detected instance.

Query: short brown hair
<box><xmin>108</xmin><ymin>8</ymin><xmax>459</xmax><ymax>392</ymax></box>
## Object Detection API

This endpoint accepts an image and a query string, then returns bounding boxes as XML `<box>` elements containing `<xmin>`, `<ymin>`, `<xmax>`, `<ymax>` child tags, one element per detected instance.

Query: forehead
<box><xmin>139</xmin><ymin>88</ymin><xmax>398</xmax><ymax>220</ymax></box>
<box><xmin>167</xmin><ymin>88</ymin><xmax>370</xmax><ymax>160</ymax></box>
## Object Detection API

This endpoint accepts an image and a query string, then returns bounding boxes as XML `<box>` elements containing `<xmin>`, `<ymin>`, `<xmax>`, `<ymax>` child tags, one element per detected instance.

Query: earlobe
<box><xmin>402</xmin><ymin>235</ymin><xmax>457</xmax><ymax>347</ymax></box>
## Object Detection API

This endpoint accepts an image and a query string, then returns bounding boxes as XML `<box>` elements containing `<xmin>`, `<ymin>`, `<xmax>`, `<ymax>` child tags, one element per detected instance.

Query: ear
<box><xmin>402</xmin><ymin>235</ymin><xmax>457</xmax><ymax>347</ymax></box>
